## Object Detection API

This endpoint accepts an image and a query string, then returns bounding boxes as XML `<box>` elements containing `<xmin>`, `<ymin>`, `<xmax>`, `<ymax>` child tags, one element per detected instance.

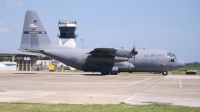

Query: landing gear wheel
<box><xmin>101</xmin><ymin>72</ymin><xmax>109</xmax><ymax>75</ymax></box>
<box><xmin>162</xmin><ymin>71</ymin><xmax>168</xmax><ymax>76</ymax></box>
<box><xmin>114</xmin><ymin>72</ymin><xmax>118</xmax><ymax>75</ymax></box>
<box><xmin>110</xmin><ymin>72</ymin><xmax>118</xmax><ymax>75</ymax></box>
<box><xmin>105</xmin><ymin>72</ymin><xmax>109</xmax><ymax>75</ymax></box>
<box><xmin>101</xmin><ymin>72</ymin><xmax>106</xmax><ymax>75</ymax></box>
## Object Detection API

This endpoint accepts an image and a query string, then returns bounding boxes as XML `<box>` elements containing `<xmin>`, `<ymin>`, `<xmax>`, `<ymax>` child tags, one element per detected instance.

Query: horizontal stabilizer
<box><xmin>20</xmin><ymin>49</ymin><xmax>44</xmax><ymax>53</ymax></box>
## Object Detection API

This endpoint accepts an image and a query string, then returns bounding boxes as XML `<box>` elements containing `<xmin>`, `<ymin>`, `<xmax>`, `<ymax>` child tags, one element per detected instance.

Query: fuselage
<box><xmin>41</xmin><ymin>47</ymin><xmax>185</xmax><ymax>73</ymax></box>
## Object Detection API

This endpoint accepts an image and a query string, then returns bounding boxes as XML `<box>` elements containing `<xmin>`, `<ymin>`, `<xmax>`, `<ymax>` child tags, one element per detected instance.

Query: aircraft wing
<box><xmin>88</xmin><ymin>48</ymin><xmax>132</xmax><ymax>58</ymax></box>
<box><xmin>88</xmin><ymin>48</ymin><xmax>116</xmax><ymax>56</ymax></box>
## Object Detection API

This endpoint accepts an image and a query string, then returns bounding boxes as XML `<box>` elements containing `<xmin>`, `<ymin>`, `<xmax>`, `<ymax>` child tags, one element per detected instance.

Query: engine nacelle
<box><xmin>86</xmin><ymin>56</ymin><xmax>128</xmax><ymax>63</ymax></box>
<box><xmin>110</xmin><ymin>49</ymin><xmax>132</xmax><ymax>58</ymax></box>
<box><xmin>100</xmin><ymin>62</ymin><xmax>135</xmax><ymax>73</ymax></box>
<box><xmin>114</xmin><ymin>62</ymin><xmax>135</xmax><ymax>72</ymax></box>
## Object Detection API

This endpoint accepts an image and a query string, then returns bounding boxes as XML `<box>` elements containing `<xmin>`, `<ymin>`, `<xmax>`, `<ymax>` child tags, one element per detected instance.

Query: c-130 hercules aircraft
<box><xmin>20</xmin><ymin>10</ymin><xmax>185</xmax><ymax>76</ymax></box>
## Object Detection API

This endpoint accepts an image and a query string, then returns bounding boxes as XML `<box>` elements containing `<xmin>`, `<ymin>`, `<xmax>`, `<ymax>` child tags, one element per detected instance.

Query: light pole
<box><xmin>80</xmin><ymin>38</ymin><xmax>84</xmax><ymax>49</ymax></box>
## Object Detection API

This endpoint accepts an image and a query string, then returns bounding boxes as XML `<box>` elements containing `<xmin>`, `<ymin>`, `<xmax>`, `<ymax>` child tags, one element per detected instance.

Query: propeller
<box><xmin>131</xmin><ymin>42</ymin><xmax>138</xmax><ymax>59</ymax></box>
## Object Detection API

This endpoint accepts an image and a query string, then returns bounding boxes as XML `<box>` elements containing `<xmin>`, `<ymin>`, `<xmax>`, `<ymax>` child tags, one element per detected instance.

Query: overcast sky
<box><xmin>0</xmin><ymin>0</ymin><xmax>199</xmax><ymax>63</ymax></box>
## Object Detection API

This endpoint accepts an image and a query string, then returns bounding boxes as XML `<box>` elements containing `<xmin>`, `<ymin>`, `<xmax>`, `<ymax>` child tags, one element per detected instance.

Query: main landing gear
<box><xmin>101</xmin><ymin>72</ymin><xmax>118</xmax><ymax>75</ymax></box>
<box><xmin>162</xmin><ymin>71</ymin><xmax>168</xmax><ymax>76</ymax></box>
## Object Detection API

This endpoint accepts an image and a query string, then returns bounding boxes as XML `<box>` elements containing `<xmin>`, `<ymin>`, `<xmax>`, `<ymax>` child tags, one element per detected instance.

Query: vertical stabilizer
<box><xmin>20</xmin><ymin>10</ymin><xmax>52</xmax><ymax>50</ymax></box>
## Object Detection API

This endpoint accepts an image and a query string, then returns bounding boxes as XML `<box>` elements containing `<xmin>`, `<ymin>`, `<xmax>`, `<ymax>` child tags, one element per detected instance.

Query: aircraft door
<box><xmin>141</xmin><ymin>59</ymin><xmax>146</xmax><ymax>66</ymax></box>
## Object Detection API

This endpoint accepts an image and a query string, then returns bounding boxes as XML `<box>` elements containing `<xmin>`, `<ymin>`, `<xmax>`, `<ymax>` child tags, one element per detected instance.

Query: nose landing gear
<box><xmin>162</xmin><ymin>71</ymin><xmax>168</xmax><ymax>76</ymax></box>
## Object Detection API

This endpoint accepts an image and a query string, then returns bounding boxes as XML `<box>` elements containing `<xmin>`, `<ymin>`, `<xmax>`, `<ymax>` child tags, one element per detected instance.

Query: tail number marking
<box><xmin>68</xmin><ymin>57</ymin><xmax>78</xmax><ymax>62</ymax></box>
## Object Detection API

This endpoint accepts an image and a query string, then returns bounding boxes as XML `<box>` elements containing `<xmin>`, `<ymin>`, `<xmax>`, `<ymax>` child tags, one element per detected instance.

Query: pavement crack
<box><xmin>126</xmin><ymin>77</ymin><xmax>152</xmax><ymax>86</ymax></box>
<box><xmin>125</xmin><ymin>76</ymin><xmax>164</xmax><ymax>103</ymax></box>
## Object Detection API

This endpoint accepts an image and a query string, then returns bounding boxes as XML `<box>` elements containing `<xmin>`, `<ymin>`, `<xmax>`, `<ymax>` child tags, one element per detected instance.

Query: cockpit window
<box><xmin>167</xmin><ymin>52</ymin><xmax>176</xmax><ymax>57</ymax></box>
<box><xmin>167</xmin><ymin>52</ymin><xmax>177</xmax><ymax>60</ymax></box>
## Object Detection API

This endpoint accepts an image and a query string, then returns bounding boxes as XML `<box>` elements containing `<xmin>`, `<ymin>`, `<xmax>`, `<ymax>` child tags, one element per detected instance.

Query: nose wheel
<box><xmin>162</xmin><ymin>71</ymin><xmax>168</xmax><ymax>76</ymax></box>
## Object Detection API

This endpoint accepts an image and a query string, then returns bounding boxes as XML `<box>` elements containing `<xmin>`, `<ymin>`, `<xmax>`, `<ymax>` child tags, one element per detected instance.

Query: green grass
<box><xmin>171</xmin><ymin>69</ymin><xmax>185</xmax><ymax>75</ymax></box>
<box><xmin>172</xmin><ymin>69</ymin><xmax>200</xmax><ymax>75</ymax></box>
<box><xmin>197</xmin><ymin>71</ymin><xmax>200</xmax><ymax>75</ymax></box>
<box><xmin>182</xmin><ymin>62</ymin><xmax>200</xmax><ymax>70</ymax></box>
<box><xmin>0</xmin><ymin>102</ymin><xmax>199</xmax><ymax>112</ymax></box>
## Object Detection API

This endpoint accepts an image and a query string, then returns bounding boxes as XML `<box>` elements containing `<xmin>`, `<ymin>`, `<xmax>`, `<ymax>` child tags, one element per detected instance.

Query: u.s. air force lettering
<box><xmin>144</xmin><ymin>54</ymin><xmax>165</xmax><ymax>57</ymax></box>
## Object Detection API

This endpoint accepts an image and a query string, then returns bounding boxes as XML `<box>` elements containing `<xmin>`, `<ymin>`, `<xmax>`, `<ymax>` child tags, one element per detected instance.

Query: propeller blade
<box><xmin>131</xmin><ymin>41</ymin><xmax>138</xmax><ymax>59</ymax></box>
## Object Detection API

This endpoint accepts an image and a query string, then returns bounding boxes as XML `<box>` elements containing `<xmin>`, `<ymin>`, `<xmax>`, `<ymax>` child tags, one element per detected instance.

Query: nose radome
<box><xmin>177</xmin><ymin>60</ymin><xmax>185</xmax><ymax>68</ymax></box>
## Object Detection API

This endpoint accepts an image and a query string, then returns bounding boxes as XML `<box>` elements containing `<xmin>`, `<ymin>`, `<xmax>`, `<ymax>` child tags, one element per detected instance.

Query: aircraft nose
<box><xmin>177</xmin><ymin>60</ymin><xmax>185</xmax><ymax>68</ymax></box>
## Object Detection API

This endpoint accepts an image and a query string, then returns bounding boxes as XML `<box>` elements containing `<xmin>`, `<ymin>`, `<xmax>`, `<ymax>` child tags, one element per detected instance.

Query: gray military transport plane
<box><xmin>20</xmin><ymin>10</ymin><xmax>185</xmax><ymax>76</ymax></box>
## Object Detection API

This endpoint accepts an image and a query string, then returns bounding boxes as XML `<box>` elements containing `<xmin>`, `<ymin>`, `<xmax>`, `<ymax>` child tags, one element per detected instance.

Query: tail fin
<box><xmin>20</xmin><ymin>10</ymin><xmax>52</xmax><ymax>51</ymax></box>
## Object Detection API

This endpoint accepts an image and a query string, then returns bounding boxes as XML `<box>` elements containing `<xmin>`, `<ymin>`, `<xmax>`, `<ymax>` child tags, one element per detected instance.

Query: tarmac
<box><xmin>0</xmin><ymin>71</ymin><xmax>200</xmax><ymax>107</ymax></box>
